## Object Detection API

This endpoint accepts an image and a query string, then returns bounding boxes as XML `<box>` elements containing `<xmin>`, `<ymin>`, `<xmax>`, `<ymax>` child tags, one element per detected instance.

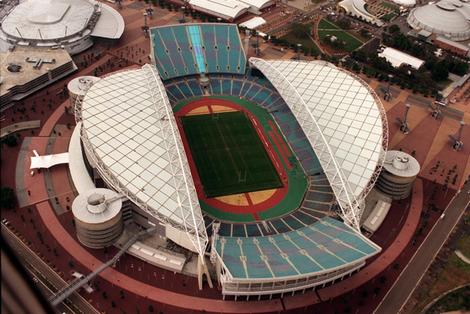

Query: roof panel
<box><xmin>250</xmin><ymin>58</ymin><xmax>387</xmax><ymax>229</ymax></box>
<box><xmin>78</xmin><ymin>64</ymin><xmax>208</xmax><ymax>255</ymax></box>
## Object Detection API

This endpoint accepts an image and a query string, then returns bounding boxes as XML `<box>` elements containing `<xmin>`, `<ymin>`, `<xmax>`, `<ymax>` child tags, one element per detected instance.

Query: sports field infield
<box><xmin>181</xmin><ymin>111</ymin><xmax>283</xmax><ymax>197</ymax></box>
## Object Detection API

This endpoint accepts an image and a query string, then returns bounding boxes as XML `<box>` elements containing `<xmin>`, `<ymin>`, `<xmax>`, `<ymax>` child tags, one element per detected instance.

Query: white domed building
<box><xmin>0</xmin><ymin>0</ymin><xmax>125</xmax><ymax>54</ymax></box>
<box><xmin>407</xmin><ymin>0</ymin><xmax>470</xmax><ymax>41</ymax></box>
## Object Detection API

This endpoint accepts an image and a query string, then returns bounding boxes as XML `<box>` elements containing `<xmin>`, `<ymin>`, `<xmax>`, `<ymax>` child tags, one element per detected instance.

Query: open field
<box><xmin>317</xmin><ymin>19</ymin><xmax>364</xmax><ymax>52</ymax></box>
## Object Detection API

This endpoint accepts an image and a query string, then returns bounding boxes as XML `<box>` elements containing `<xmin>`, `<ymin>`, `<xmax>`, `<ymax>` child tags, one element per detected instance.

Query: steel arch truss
<box><xmin>74</xmin><ymin>64</ymin><xmax>208</xmax><ymax>257</ymax></box>
<box><xmin>250</xmin><ymin>58</ymin><xmax>388</xmax><ymax>231</ymax></box>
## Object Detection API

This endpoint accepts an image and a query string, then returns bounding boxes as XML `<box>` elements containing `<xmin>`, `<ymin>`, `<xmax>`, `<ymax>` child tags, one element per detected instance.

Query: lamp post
<box><xmin>180</xmin><ymin>6</ymin><xmax>186</xmax><ymax>23</ymax></box>
<box><xmin>142</xmin><ymin>12</ymin><xmax>149</xmax><ymax>37</ymax></box>
<box><xmin>385</xmin><ymin>74</ymin><xmax>393</xmax><ymax>101</ymax></box>
<box><xmin>398</xmin><ymin>103</ymin><xmax>411</xmax><ymax>134</ymax></box>
<box><xmin>297</xmin><ymin>43</ymin><xmax>302</xmax><ymax>60</ymax></box>
<box><xmin>450</xmin><ymin>120</ymin><xmax>465</xmax><ymax>151</ymax></box>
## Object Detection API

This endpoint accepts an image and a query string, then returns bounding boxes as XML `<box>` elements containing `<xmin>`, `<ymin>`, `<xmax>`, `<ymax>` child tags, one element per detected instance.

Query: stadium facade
<box><xmin>69</xmin><ymin>23</ymin><xmax>389</xmax><ymax>299</ymax></box>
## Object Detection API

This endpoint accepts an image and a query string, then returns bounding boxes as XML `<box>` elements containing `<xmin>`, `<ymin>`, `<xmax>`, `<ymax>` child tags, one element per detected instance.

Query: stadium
<box><xmin>70</xmin><ymin>23</ymin><xmax>388</xmax><ymax>299</ymax></box>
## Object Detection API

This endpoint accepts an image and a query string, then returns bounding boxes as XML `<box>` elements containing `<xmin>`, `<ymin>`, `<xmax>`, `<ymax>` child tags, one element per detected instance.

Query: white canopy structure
<box><xmin>250</xmin><ymin>58</ymin><xmax>388</xmax><ymax>230</ymax></box>
<box><xmin>391</xmin><ymin>0</ymin><xmax>416</xmax><ymax>7</ymax></box>
<box><xmin>378</xmin><ymin>47</ymin><xmax>424</xmax><ymax>69</ymax></box>
<box><xmin>188</xmin><ymin>0</ymin><xmax>250</xmax><ymax>21</ymax></box>
<box><xmin>239</xmin><ymin>17</ymin><xmax>267</xmax><ymax>29</ymax></box>
<box><xmin>30</xmin><ymin>151</ymin><xmax>69</xmax><ymax>169</ymax></box>
<box><xmin>238</xmin><ymin>0</ymin><xmax>274</xmax><ymax>14</ymax></box>
<box><xmin>76</xmin><ymin>64</ymin><xmax>208</xmax><ymax>257</ymax></box>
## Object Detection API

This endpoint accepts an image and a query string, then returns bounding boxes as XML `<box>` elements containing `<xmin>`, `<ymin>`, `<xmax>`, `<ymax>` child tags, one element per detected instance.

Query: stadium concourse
<box><xmin>61</xmin><ymin>21</ymin><xmax>390</xmax><ymax>302</ymax></box>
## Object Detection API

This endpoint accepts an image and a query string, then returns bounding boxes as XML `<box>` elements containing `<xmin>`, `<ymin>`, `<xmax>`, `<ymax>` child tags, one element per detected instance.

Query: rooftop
<box><xmin>0</xmin><ymin>47</ymin><xmax>74</xmax><ymax>97</ymax></box>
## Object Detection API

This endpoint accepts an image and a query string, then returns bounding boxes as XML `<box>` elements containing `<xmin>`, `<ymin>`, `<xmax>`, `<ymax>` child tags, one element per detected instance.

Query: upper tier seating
<box><xmin>151</xmin><ymin>24</ymin><xmax>247</xmax><ymax>80</ymax></box>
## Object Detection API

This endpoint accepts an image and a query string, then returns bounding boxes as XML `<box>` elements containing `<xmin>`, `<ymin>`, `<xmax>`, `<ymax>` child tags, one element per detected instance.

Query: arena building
<box><xmin>69</xmin><ymin>23</ymin><xmax>389</xmax><ymax>299</ymax></box>
<box><xmin>407</xmin><ymin>0</ymin><xmax>470</xmax><ymax>41</ymax></box>
<box><xmin>0</xmin><ymin>0</ymin><xmax>124</xmax><ymax>55</ymax></box>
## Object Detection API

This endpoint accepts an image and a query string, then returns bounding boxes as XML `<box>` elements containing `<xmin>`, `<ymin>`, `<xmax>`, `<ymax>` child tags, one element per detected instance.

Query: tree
<box><xmin>0</xmin><ymin>187</ymin><xmax>16</xmax><ymax>209</ymax></box>
<box><xmin>431</xmin><ymin>60</ymin><xmax>449</xmax><ymax>81</ymax></box>
<box><xmin>291</xmin><ymin>23</ymin><xmax>310</xmax><ymax>39</ymax></box>
<box><xmin>337</xmin><ymin>18</ymin><xmax>351</xmax><ymax>30</ymax></box>
<box><xmin>388</xmin><ymin>24</ymin><xmax>400</xmax><ymax>34</ymax></box>
<box><xmin>2</xmin><ymin>135</ymin><xmax>18</xmax><ymax>147</ymax></box>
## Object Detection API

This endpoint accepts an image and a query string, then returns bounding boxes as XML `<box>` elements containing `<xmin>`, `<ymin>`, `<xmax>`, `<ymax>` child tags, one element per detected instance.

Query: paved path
<box><xmin>374</xmin><ymin>179</ymin><xmax>470</xmax><ymax>314</ymax></box>
<box><xmin>0</xmin><ymin>120</ymin><xmax>40</xmax><ymax>138</ymax></box>
<box><xmin>1</xmin><ymin>223</ymin><xmax>99</xmax><ymax>314</ymax></box>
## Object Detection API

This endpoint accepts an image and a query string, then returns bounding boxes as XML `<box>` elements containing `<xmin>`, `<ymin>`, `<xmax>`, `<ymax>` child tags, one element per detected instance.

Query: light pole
<box><xmin>398</xmin><ymin>103</ymin><xmax>411</xmax><ymax>134</ymax></box>
<box><xmin>142</xmin><ymin>12</ymin><xmax>149</xmax><ymax>37</ymax></box>
<box><xmin>450</xmin><ymin>120</ymin><xmax>465</xmax><ymax>151</ymax></box>
<box><xmin>385</xmin><ymin>74</ymin><xmax>393</xmax><ymax>101</ymax></box>
<box><xmin>180</xmin><ymin>6</ymin><xmax>186</xmax><ymax>23</ymax></box>
<box><xmin>297</xmin><ymin>43</ymin><xmax>302</xmax><ymax>60</ymax></box>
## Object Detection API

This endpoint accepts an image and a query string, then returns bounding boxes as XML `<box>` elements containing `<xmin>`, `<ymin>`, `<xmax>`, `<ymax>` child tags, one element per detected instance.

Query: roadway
<box><xmin>374</xmin><ymin>179</ymin><xmax>470</xmax><ymax>314</ymax></box>
<box><xmin>1</xmin><ymin>223</ymin><xmax>99</xmax><ymax>314</ymax></box>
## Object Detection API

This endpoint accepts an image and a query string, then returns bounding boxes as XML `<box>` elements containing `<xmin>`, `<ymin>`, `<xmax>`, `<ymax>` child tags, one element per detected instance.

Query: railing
<box><xmin>49</xmin><ymin>227</ymin><xmax>156</xmax><ymax>306</ymax></box>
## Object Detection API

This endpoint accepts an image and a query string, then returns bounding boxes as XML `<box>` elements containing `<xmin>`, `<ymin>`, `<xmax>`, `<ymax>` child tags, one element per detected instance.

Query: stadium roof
<box><xmin>77</xmin><ymin>64</ymin><xmax>208</xmax><ymax>256</ymax></box>
<box><xmin>378</xmin><ymin>47</ymin><xmax>424</xmax><ymax>70</ymax></box>
<box><xmin>250</xmin><ymin>58</ymin><xmax>387</xmax><ymax>230</ymax></box>
<box><xmin>407</xmin><ymin>0</ymin><xmax>470</xmax><ymax>41</ymax></box>
<box><xmin>0</xmin><ymin>0</ymin><xmax>124</xmax><ymax>42</ymax></box>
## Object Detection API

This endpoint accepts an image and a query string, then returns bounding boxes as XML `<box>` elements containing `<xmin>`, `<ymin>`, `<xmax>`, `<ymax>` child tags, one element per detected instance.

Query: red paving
<box><xmin>392</xmin><ymin>115</ymin><xmax>441</xmax><ymax>166</ymax></box>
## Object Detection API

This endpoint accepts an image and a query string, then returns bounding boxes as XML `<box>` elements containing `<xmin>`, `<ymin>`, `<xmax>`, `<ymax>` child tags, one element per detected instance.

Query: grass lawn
<box><xmin>181</xmin><ymin>111</ymin><xmax>282</xmax><ymax>197</ymax></box>
<box><xmin>318</xmin><ymin>19</ymin><xmax>340</xmax><ymax>30</ymax></box>
<box><xmin>280</xmin><ymin>31</ymin><xmax>321</xmax><ymax>54</ymax></box>
<box><xmin>381</xmin><ymin>12</ymin><xmax>397</xmax><ymax>22</ymax></box>
<box><xmin>318</xmin><ymin>29</ymin><xmax>363</xmax><ymax>52</ymax></box>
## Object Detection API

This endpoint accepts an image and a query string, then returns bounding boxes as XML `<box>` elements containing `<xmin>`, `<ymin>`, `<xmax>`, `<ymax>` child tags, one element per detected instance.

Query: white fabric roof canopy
<box><xmin>240</xmin><ymin>17</ymin><xmax>267</xmax><ymax>29</ymax></box>
<box><xmin>378</xmin><ymin>47</ymin><xmax>424</xmax><ymax>69</ymax></box>
<box><xmin>78</xmin><ymin>64</ymin><xmax>207</xmax><ymax>255</ymax></box>
<box><xmin>250</xmin><ymin>58</ymin><xmax>387</xmax><ymax>229</ymax></box>
<box><xmin>188</xmin><ymin>0</ymin><xmax>249</xmax><ymax>20</ymax></box>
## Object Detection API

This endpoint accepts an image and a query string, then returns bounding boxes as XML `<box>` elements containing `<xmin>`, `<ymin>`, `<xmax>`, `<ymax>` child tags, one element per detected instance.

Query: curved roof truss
<box><xmin>75</xmin><ymin>64</ymin><xmax>208</xmax><ymax>256</ymax></box>
<box><xmin>250</xmin><ymin>58</ymin><xmax>388</xmax><ymax>230</ymax></box>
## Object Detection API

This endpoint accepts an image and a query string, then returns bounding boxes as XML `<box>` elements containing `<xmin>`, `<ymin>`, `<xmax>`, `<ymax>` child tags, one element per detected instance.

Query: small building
<box><xmin>376</xmin><ymin>150</ymin><xmax>420</xmax><ymax>200</ymax></box>
<box><xmin>0</xmin><ymin>47</ymin><xmax>77</xmax><ymax>108</ymax></box>
<box><xmin>433</xmin><ymin>36</ymin><xmax>470</xmax><ymax>57</ymax></box>
<box><xmin>378</xmin><ymin>47</ymin><xmax>424</xmax><ymax>70</ymax></box>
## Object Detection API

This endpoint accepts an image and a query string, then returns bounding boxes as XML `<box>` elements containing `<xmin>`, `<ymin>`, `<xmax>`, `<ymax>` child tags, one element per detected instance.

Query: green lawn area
<box><xmin>381</xmin><ymin>12</ymin><xmax>397</xmax><ymax>22</ymax></box>
<box><xmin>427</xmin><ymin>286</ymin><xmax>470</xmax><ymax>314</ymax></box>
<box><xmin>318</xmin><ymin>29</ymin><xmax>363</xmax><ymax>52</ymax></box>
<box><xmin>280</xmin><ymin>31</ymin><xmax>320</xmax><ymax>54</ymax></box>
<box><xmin>318</xmin><ymin>19</ymin><xmax>340</xmax><ymax>30</ymax></box>
<box><xmin>181</xmin><ymin>111</ymin><xmax>282</xmax><ymax>197</ymax></box>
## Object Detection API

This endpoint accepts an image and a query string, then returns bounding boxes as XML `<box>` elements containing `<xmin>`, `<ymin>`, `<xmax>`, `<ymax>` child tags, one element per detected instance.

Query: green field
<box><xmin>317</xmin><ymin>18</ymin><xmax>364</xmax><ymax>52</ymax></box>
<box><xmin>181</xmin><ymin>111</ymin><xmax>282</xmax><ymax>197</ymax></box>
<box><xmin>318</xmin><ymin>29</ymin><xmax>363</xmax><ymax>52</ymax></box>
